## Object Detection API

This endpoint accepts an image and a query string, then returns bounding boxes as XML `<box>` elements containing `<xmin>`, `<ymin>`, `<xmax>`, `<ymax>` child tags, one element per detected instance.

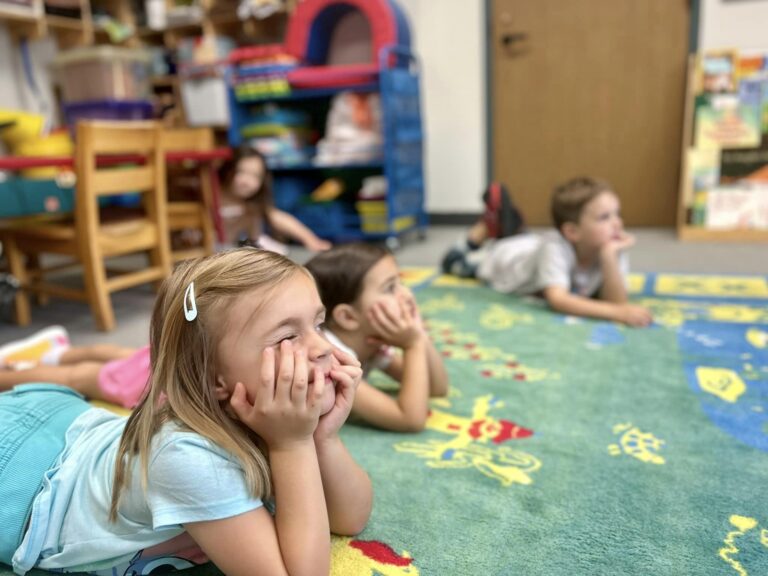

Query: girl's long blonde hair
<box><xmin>110</xmin><ymin>248</ymin><xmax>304</xmax><ymax>521</ymax></box>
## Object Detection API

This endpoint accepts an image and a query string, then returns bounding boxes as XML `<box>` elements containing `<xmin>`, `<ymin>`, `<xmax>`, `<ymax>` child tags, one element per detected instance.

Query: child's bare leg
<box><xmin>0</xmin><ymin>362</ymin><xmax>105</xmax><ymax>400</ymax></box>
<box><xmin>58</xmin><ymin>345</ymin><xmax>136</xmax><ymax>365</ymax></box>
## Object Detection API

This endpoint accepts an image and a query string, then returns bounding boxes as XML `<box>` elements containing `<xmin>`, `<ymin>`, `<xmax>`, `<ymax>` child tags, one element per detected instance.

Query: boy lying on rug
<box><xmin>441</xmin><ymin>177</ymin><xmax>653</xmax><ymax>327</ymax></box>
<box><xmin>306</xmin><ymin>243</ymin><xmax>449</xmax><ymax>432</ymax></box>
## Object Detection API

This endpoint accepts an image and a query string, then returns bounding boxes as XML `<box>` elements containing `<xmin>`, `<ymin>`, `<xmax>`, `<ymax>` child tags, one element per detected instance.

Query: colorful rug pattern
<box><xmin>7</xmin><ymin>271</ymin><xmax>768</xmax><ymax>576</ymax></box>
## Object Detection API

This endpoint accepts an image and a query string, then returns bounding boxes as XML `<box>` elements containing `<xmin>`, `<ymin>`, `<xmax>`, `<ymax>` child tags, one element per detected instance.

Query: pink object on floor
<box><xmin>97</xmin><ymin>345</ymin><xmax>151</xmax><ymax>408</ymax></box>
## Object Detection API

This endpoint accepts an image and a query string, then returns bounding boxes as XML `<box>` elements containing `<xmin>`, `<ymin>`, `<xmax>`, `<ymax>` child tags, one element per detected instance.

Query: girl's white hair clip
<box><xmin>184</xmin><ymin>281</ymin><xmax>198</xmax><ymax>321</ymax></box>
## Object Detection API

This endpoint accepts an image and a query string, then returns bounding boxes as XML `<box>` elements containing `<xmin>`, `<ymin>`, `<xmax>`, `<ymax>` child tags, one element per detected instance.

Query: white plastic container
<box><xmin>180</xmin><ymin>65</ymin><xmax>230</xmax><ymax>127</ymax></box>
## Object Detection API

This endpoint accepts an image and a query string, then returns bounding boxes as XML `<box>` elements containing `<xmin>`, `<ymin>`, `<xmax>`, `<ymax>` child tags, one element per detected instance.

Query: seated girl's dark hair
<box><xmin>305</xmin><ymin>242</ymin><xmax>390</xmax><ymax>324</ymax></box>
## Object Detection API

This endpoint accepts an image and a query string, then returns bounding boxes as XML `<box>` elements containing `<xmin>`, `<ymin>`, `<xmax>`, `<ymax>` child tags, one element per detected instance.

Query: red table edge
<box><xmin>0</xmin><ymin>148</ymin><xmax>232</xmax><ymax>242</ymax></box>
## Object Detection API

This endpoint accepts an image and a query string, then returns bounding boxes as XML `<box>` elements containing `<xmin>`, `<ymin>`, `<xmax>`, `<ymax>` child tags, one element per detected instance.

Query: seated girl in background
<box><xmin>0</xmin><ymin>326</ymin><xmax>149</xmax><ymax>409</ymax></box>
<box><xmin>0</xmin><ymin>248</ymin><xmax>372</xmax><ymax>576</ymax></box>
<box><xmin>221</xmin><ymin>146</ymin><xmax>331</xmax><ymax>253</ymax></box>
<box><xmin>305</xmin><ymin>242</ymin><xmax>449</xmax><ymax>432</ymax></box>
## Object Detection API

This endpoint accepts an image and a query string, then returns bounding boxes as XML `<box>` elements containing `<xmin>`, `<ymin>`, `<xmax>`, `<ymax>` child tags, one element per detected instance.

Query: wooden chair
<box><xmin>1</xmin><ymin>121</ymin><xmax>172</xmax><ymax>331</ymax></box>
<box><xmin>164</xmin><ymin>127</ymin><xmax>217</xmax><ymax>262</ymax></box>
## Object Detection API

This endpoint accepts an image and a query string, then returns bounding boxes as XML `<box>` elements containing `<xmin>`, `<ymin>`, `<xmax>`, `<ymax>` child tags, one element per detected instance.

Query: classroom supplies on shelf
<box><xmin>51</xmin><ymin>46</ymin><xmax>152</xmax><ymax>104</ymax></box>
<box><xmin>226</xmin><ymin>0</ymin><xmax>426</xmax><ymax>244</ymax></box>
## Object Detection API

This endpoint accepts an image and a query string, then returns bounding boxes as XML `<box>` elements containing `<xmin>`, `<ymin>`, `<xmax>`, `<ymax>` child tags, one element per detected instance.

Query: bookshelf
<box><xmin>677</xmin><ymin>53</ymin><xmax>768</xmax><ymax>242</ymax></box>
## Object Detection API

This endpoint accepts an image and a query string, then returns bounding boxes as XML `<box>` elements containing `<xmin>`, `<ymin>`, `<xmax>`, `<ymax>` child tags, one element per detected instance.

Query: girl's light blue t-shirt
<box><xmin>13</xmin><ymin>408</ymin><xmax>263</xmax><ymax>575</ymax></box>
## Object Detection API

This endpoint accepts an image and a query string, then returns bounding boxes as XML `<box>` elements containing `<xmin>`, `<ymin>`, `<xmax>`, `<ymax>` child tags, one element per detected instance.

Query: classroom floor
<box><xmin>0</xmin><ymin>226</ymin><xmax>765</xmax><ymax>349</ymax></box>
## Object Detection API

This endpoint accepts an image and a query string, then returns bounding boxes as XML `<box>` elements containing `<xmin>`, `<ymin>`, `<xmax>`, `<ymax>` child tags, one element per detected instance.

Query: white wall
<box><xmin>397</xmin><ymin>0</ymin><xmax>486</xmax><ymax>213</ymax></box>
<box><xmin>699</xmin><ymin>0</ymin><xmax>768</xmax><ymax>50</ymax></box>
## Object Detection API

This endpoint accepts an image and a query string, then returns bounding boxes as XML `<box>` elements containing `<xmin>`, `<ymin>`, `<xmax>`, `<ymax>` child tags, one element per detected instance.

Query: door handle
<box><xmin>501</xmin><ymin>32</ymin><xmax>528</xmax><ymax>47</ymax></box>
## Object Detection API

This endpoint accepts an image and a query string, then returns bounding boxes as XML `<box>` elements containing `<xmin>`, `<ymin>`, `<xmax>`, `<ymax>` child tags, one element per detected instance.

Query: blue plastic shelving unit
<box><xmin>227</xmin><ymin>46</ymin><xmax>426</xmax><ymax>245</ymax></box>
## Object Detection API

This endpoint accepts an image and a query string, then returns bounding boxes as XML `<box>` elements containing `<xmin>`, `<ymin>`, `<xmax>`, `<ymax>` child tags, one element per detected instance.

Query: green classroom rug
<box><xmin>5</xmin><ymin>271</ymin><xmax>768</xmax><ymax>576</ymax></box>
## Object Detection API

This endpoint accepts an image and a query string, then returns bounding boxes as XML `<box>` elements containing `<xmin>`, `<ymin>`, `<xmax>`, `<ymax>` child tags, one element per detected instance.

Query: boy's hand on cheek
<box><xmin>229</xmin><ymin>342</ymin><xmax>323</xmax><ymax>450</ymax></box>
<box><xmin>603</xmin><ymin>232</ymin><xmax>636</xmax><ymax>256</ymax></box>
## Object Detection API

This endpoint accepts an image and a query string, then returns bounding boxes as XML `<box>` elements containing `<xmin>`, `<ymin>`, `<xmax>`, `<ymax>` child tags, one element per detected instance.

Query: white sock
<box><xmin>40</xmin><ymin>346</ymin><xmax>69</xmax><ymax>366</ymax></box>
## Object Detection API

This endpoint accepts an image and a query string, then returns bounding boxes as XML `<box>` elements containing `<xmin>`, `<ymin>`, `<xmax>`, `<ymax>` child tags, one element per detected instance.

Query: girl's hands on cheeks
<box><xmin>368</xmin><ymin>297</ymin><xmax>422</xmax><ymax>350</ymax></box>
<box><xmin>230</xmin><ymin>340</ymin><xmax>324</xmax><ymax>450</ymax></box>
<box><xmin>314</xmin><ymin>348</ymin><xmax>362</xmax><ymax>441</ymax></box>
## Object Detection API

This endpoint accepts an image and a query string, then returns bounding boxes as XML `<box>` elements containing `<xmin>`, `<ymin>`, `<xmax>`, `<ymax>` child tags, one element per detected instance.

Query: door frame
<box><xmin>483</xmin><ymin>0</ymin><xmax>701</xmax><ymax>184</ymax></box>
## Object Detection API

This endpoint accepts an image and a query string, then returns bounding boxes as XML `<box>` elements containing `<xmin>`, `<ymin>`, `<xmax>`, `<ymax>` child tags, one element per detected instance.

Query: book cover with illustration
<box><xmin>694</xmin><ymin>94</ymin><xmax>762</xmax><ymax>149</ymax></box>
<box><xmin>735</xmin><ymin>50</ymin><xmax>766</xmax><ymax>80</ymax></box>
<box><xmin>699</xmin><ymin>50</ymin><xmax>738</xmax><ymax>94</ymax></box>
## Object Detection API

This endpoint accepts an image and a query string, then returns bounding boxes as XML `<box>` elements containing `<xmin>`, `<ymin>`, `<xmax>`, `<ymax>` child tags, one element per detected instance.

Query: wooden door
<box><xmin>492</xmin><ymin>0</ymin><xmax>690</xmax><ymax>226</ymax></box>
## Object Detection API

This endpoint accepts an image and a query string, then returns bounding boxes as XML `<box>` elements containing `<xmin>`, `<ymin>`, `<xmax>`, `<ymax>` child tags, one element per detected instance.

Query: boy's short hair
<box><xmin>551</xmin><ymin>177</ymin><xmax>613</xmax><ymax>231</ymax></box>
<box><xmin>305</xmin><ymin>242</ymin><xmax>390</xmax><ymax>324</ymax></box>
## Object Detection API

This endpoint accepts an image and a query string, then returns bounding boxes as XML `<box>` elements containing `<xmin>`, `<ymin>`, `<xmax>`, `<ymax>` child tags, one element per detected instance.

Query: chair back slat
<box><xmin>76</xmin><ymin>121</ymin><xmax>159</xmax><ymax>154</ymax></box>
<box><xmin>91</xmin><ymin>166</ymin><xmax>155</xmax><ymax>197</ymax></box>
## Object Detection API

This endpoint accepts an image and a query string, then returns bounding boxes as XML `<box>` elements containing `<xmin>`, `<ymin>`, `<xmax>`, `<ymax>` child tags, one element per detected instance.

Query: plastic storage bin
<box><xmin>63</xmin><ymin>100</ymin><xmax>154</xmax><ymax>132</ymax></box>
<box><xmin>0</xmin><ymin>178</ymin><xmax>74</xmax><ymax>219</ymax></box>
<box><xmin>180</xmin><ymin>64</ymin><xmax>230</xmax><ymax>126</ymax></box>
<box><xmin>51</xmin><ymin>46</ymin><xmax>151</xmax><ymax>103</ymax></box>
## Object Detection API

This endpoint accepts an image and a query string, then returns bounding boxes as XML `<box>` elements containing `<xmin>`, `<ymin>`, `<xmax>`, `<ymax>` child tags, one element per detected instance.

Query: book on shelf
<box><xmin>735</xmin><ymin>50</ymin><xmax>766</xmax><ymax>81</ymax></box>
<box><xmin>698</xmin><ymin>50</ymin><xmax>738</xmax><ymax>94</ymax></box>
<box><xmin>704</xmin><ymin>185</ymin><xmax>768</xmax><ymax>230</ymax></box>
<box><xmin>683</xmin><ymin>147</ymin><xmax>720</xmax><ymax>210</ymax></box>
<box><xmin>720</xmin><ymin>136</ymin><xmax>768</xmax><ymax>184</ymax></box>
<box><xmin>694</xmin><ymin>94</ymin><xmax>761</xmax><ymax>150</ymax></box>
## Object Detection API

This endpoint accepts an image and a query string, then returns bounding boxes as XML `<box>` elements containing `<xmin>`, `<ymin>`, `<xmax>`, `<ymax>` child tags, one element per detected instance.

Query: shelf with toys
<box><xmin>677</xmin><ymin>51</ymin><xmax>768</xmax><ymax>242</ymax></box>
<box><xmin>226</xmin><ymin>0</ymin><xmax>426</xmax><ymax>245</ymax></box>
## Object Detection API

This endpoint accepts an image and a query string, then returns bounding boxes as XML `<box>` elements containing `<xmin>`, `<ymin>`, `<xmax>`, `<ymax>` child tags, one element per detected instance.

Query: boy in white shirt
<box><xmin>441</xmin><ymin>177</ymin><xmax>653</xmax><ymax>327</ymax></box>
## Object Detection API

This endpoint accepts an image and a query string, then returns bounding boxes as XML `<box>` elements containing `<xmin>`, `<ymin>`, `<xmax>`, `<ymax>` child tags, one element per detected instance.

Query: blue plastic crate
<box><xmin>273</xmin><ymin>175</ymin><xmax>312</xmax><ymax>213</ymax></box>
<box><xmin>294</xmin><ymin>201</ymin><xmax>360</xmax><ymax>239</ymax></box>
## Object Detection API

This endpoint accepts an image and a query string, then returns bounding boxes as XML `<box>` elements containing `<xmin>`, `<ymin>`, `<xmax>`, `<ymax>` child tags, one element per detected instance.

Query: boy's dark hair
<box><xmin>220</xmin><ymin>145</ymin><xmax>275</xmax><ymax>228</ymax></box>
<box><xmin>305</xmin><ymin>242</ymin><xmax>391</xmax><ymax>326</ymax></box>
<box><xmin>551</xmin><ymin>177</ymin><xmax>613</xmax><ymax>231</ymax></box>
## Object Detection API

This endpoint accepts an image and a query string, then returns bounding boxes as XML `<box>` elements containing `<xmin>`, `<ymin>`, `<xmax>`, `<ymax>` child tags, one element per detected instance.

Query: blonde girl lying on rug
<box><xmin>0</xmin><ymin>248</ymin><xmax>372</xmax><ymax>576</ymax></box>
<box><xmin>306</xmin><ymin>242</ymin><xmax>449</xmax><ymax>432</ymax></box>
<box><xmin>0</xmin><ymin>325</ymin><xmax>150</xmax><ymax>408</ymax></box>
<box><xmin>441</xmin><ymin>177</ymin><xmax>653</xmax><ymax>327</ymax></box>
